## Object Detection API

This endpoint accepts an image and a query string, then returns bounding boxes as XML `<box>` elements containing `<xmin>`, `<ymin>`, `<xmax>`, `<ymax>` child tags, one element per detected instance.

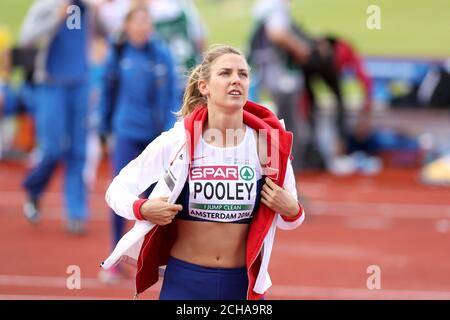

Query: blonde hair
<box><xmin>176</xmin><ymin>45</ymin><xmax>248</xmax><ymax>118</ymax></box>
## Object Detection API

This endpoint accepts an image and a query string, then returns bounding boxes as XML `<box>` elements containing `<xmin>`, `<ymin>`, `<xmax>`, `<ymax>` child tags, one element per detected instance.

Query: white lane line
<box><xmin>0</xmin><ymin>274</ymin><xmax>132</xmax><ymax>289</ymax></box>
<box><xmin>308</xmin><ymin>200</ymin><xmax>450</xmax><ymax>219</ymax></box>
<box><xmin>269</xmin><ymin>285</ymin><xmax>450</xmax><ymax>300</ymax></box>
<box><xmin>275</xmin><ymin>242</ymin><xmax>411</xmax><ymax>267</ymax></box>
<box><xmin>0</xmin><ymin>274</ymin><xmax>162</xmax><ymax>292</ymax></box>
<box><xmin>343</xmin><ymin>216</ymin><xmax>392</xmax><ymax>230</ymax></box>
<box><xmin>300</xmin><ymin>183</ymin><xmax>447</xmax><ymax>200</ymax></box>
<box><xmin>2</xmin><ymin>274</ymin><xmax>449</xmax><ymax>300</ymax></box>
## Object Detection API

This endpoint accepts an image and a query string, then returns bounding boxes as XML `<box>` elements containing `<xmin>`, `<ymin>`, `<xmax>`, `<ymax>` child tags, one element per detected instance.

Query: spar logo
<box><xmin>240</xmin><ymin>166</ymin><xmax>254</xmax><ymax>181</ymax></box>
<box><xmin>190</xmin><ymin>166</ymin><xmax>239</xmax><ymax>180</ymax></box>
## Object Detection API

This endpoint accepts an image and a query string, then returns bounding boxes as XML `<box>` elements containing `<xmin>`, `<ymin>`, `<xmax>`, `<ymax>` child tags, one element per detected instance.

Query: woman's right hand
<box><xmin>140</xmin><ymin>197</ymin><xmax>183</xmax><ymax>226</ymax></box>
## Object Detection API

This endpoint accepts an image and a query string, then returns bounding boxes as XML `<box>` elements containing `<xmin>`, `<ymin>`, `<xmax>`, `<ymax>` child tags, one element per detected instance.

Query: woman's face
<box><xmin>125</xmin><ymin>10</ymin><xmax>153</xmax><ymax>46</ymax></box>
<box><xmin>199</xmin><ymin>53</ymin><xmax>250</xmax><ymax>112</ymax></box>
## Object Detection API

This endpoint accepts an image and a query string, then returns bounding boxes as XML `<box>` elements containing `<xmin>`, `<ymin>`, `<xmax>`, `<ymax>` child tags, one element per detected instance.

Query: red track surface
<box><xmin>1</xmin><ymin>159</ymin><xmax>449</xmax><ymax>300</ymax></box>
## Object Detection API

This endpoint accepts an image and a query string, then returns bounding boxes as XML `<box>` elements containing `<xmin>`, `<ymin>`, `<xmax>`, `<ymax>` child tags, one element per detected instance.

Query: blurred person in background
<box><xmin>83</xmin><ymin>32</ymin><xmax>109</xmax><ymax>190</ymax></box>
<box><xmin>149</xmin><ymin>0</ymin><xmax>207</xmax><ymax>102</ymax></box>
<box><xmin>301</xmin><ymin>35</ymin><xmax>373</xmax><ymax>173</ymax></box>
<box><xmin>249</xmin><ymin>0</ymin><xmax>373</xmax><ymax>173</ymax></box>
<box><xmin>96</xmin><ymin>0</ymin><xmax>207</xmax><ymax>104</ymax></box>
<box><xmin>248</xmin><ymin>0</ymin><xmax>309</xmax><ymax>172</ymax></box>
<box><xmin>97</xmin><ymin>5</ymin><xmax>178</xmax><ymax>283</ymax></box>
<box><xmin>17</xmin><ymin>0</ymin><xmax>94</xmax><ymax>235</ymax></box>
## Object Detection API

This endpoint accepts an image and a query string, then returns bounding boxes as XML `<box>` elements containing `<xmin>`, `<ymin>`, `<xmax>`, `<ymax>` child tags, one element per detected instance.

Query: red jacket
<box><xmin>335</xmin><ymin>39</ymin><xmax>373</xmax><ymax>112</ymax></box>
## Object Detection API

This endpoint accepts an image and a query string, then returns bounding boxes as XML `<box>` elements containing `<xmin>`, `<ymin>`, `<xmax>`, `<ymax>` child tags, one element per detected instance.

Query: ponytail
<box><xmin>176</xmin><ymin>65</ymin><xmax>207</xmax><ymax>118</ymax></box>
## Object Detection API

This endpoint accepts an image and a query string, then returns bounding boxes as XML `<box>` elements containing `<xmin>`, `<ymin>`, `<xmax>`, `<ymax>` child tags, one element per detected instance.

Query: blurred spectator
<box><xmin>97</xmin><ymin>5</ymin><xmax>177</xmax><ymax>283</ymax></box>
<box><xmin>0</xmin><ymin>83</ymin><xmax>19</xmax><ymax>116</ymax></box>
<box><xmin>83</xmin><ymin>33</ymin><xmax>109</xmax><ymax>189</ymax></box>
<box><xmin>248</xmin><ymin>0</ymin><xmax>307</xmax><ymax>171</ymax></box>
<box><xmin>97</xmin><ymin>0</ymin><xmax>207</xmax><ymax>102</ymax></box>
<box><xmin>249</xmin><ymin>0</ymin><xmax>374</xmax><ymax>172</ymax></box>
<box><xmin>328</xmin><ymin>116</ymin><xmax>427</xmax><ymax>176</ymax></box>
<box><xmin>151</xmin><ymin>0</ymin><xmax>207</xmax><ymax>99</ymax></box>
<box><xmin>347</xmin><ymin>118</ymin><xmax>418</xmax><ymax>157</ymax></box>
<box><xmin>18</xmin><ymin>0</ymin><xmax>93</xmax><ymax>235</ymax></box>
<box><xmin>325</xmin><ymin>36</ymin><xmax>372</xmax><ymax>113</ymax></box>
<box><xmin>302</xmin><ymin>35</ymin><xmax>373</xmax><ymax>171</ymax></box>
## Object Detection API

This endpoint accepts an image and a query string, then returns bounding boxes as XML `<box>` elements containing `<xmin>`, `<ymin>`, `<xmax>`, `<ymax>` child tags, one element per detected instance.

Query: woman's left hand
<box><xmin>261</xmin><ymin>177</ymin><xmax>300</xmax><ymax>218</ymax></box>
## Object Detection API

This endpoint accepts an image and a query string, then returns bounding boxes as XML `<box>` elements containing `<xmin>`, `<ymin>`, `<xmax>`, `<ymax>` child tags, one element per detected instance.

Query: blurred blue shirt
<box><xmin>98</xmin><ymin>36</ymin><xmax>178</xmax><ymax>143</ymax></box>
<box><xmin>46</xmin><ymin>0</ymin><xmax>89</xmax><ymax>84</ymax></box>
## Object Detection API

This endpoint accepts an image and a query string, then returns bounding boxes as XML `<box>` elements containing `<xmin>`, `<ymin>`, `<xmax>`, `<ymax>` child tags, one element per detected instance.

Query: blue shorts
<box><xmin>159</xmin><ymin>256</ymin><xmax>248</xmax><ymax>300</ymax></box>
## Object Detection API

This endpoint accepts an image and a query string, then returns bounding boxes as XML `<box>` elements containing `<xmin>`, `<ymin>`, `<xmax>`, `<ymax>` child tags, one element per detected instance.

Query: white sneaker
<box><xmin>65</xmin><ymin>219</ymin><xmax>87</xmax><ymax>235</ymax></box>
<box><xmin>328</xmin><ymin>156</ymin><xmax>357</xmax><ymax>176</ymax></box>
<box><xmin>23</xmin><ymin>198</ymin><xmax>41</xmax><ymax>225</ymax></box>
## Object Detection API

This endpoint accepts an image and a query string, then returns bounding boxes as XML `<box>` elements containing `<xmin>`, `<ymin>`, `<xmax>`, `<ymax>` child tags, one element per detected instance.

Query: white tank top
<box><xmin>176</xmin><ymin>125</ymin><xmax>263</xmax><ymax>224</ymax></box>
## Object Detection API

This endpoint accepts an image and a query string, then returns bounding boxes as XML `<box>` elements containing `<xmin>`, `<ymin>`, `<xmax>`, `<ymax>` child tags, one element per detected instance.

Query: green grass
<box><xmin>1</xmin><ymin>0</ymin><xmax>449</xmax><ymax>57</ymax></box>
<box><xmin>0</xmin><ymin>0</ymin><xmax>33</xmax><ymax>39</ymax></box>
<box><xmin>196</xmin><ymin>0</ymin><xmax>450</xmax><ymax>58</ymax></box>
<box><xmin>293</xmin><ymin>0</ymin><xmax>450</xmax><ymax>57</ymax></box>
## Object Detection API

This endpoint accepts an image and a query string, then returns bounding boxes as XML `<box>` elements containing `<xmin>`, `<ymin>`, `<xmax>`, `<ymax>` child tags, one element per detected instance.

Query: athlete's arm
<box><xmin>105</xmin><ymin>129</ymin><xmax>175</xmax><ymax>220</ymax></box>
<box><xmin>273</xmin><ymin>159</ymin><xmax>305</xmax><ymax>230</ymax></box>
<box><xmin>261</xmin><ymin>177</ymin><xmax>299</xmax><ymax>218</ymax></box>
<box><xmin>138</xmin><ymin>196</ymin><xmax>182</xmax><ymax>226</ymax></box>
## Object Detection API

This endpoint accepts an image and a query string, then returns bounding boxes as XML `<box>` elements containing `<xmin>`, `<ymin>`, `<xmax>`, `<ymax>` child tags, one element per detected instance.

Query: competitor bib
<box><xmin>176</xmin><ymin>126</ymin><xmax>263</xmax><ymax>224</ymax></box>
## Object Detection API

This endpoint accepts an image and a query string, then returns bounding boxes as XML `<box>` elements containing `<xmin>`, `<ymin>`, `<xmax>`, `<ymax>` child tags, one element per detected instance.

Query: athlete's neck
<box><xmin>204</xmin><ymin>107</ymin><xmax>246</xmax><ymax>148</ymax></box>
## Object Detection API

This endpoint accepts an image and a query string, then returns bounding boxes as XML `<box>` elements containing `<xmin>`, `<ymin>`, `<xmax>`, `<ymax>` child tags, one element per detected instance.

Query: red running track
<box><xmin>0</xmin><ymin>160</ymin><xmax>449</xmax><ymax>300</ymax></box>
